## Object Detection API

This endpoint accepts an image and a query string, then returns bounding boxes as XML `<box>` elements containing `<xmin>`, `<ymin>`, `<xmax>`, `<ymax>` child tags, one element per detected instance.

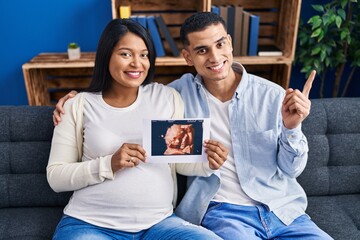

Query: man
<box><xmin>53</xmin><ymin>12</ymin><xmax>332</xmax><ymax>239</ymax></box>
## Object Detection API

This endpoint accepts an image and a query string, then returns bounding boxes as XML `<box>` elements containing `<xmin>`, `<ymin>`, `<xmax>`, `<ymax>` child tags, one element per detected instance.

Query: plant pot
<box><xmin>68</xmin><ymin>47</ymin><xmax>81</xmax><ymax>60</ymax></box>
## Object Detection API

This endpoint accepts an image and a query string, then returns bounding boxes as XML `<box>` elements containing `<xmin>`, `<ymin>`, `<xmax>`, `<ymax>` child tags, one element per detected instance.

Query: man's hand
<box><xmin>53</xmin><ymin>90</ymin><xmax>78</xmax><ymax>126</ymax></box>
<box><xmin>204</xmin><ymin>140</ymin><xmax>228</xmax><ymax>170</ymax></box>
<box><xmin>282</xmin><ymin>70</ymin><xmax>316</xmax><ymax>129</ymax></box>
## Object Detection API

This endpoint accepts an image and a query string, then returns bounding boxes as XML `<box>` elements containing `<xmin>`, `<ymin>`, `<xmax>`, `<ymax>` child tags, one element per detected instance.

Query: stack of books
<box><xmin>211</xmin><ymin>5</ymin><xmax>283</xmax><ymax>57</ymax></box>
<box><xmin>130</xmin><ymin>14</ymin><xmax>180</xmax><ymax>58</ymax></box>
<box><xmin>118</xmin><ymin>4</ymin><xmax>180</xmax><ymax>58</ymax></box>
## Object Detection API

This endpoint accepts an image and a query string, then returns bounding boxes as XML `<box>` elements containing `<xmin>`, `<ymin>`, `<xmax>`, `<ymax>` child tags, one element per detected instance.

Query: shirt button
<box><xmin>288</xmin><ymin>135</ymin><xmax>293</xmax><ymax>139</ymax></box>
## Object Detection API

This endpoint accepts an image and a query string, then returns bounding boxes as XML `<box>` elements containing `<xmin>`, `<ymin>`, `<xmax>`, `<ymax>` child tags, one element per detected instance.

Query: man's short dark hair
<box><xmin>180</xmin><ymin>12</ymin><xmax>227</xmax><ymax>46</ymax></box>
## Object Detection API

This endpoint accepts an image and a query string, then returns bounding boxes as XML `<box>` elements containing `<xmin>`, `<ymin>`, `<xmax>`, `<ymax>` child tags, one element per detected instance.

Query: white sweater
<box><xmin>47</xmin><ymin>83</ymin><xmax>214</xmax><ymax>232</ymax></box>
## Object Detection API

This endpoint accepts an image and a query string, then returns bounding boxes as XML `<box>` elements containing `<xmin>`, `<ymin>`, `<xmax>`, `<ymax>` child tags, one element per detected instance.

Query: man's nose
<box><xmin>208</xmin><ymin>49</ymin><xmax>221</xmax><ymax>63</ymax></box>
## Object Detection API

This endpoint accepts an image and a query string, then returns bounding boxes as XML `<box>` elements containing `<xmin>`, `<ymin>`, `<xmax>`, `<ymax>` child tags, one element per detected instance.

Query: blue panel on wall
<box><xmin>0</xmin><ymin>0</ymin><xmax>112</xmax><ymax>105</ymax></box>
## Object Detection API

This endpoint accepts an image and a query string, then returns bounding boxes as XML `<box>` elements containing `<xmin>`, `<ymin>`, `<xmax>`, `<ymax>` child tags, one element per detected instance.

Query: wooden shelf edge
<box><xmin>155</xmin><ymin>56</ymin><xmax>293</xmax><ymax>66</ymax></box>
<box><xmin>233</xmin><ymin>56</ymin><xmax>293</xmax><ymax>65</ymax></box>
<box><xmin>22</xmin><ymin>52</ymin><xmax>293</xmax><ymax>70</ymax></box>
<box><xmin>22</xmin><ymin>62</ymin><xmax>95</xmax><ymax>69</ymax></box>
<box><xmin>155</xmin><ymin>57</ymin><xmax>187</xmax><ymax>66</ymax></box>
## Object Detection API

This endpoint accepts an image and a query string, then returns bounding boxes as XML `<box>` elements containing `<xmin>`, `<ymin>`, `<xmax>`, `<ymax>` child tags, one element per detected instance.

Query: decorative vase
<box><xmin>67</xmin><ymin>47</ymin><xmax>81</xmax><ymax>60</ymax></box>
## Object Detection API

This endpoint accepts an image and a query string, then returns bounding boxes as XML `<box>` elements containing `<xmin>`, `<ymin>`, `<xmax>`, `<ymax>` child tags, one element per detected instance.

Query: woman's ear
<box><xmin>181</xmin><ymin>48</ymin><xmax>194</xmax><ymax>66</ymax></box>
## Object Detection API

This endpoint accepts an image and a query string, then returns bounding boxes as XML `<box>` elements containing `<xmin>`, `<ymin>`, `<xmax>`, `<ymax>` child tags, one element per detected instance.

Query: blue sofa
<box><xmin>0</xmin><ymin>98</ymin><xmax>359</xmax><ymax>239</ymax></box>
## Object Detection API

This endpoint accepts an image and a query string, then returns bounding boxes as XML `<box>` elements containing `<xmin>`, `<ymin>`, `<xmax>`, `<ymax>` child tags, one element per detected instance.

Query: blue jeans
<box><xmin>201</xmin><ymin>201</ymin><xmax>333</xmax><ymax>240</ymax></box>
<box><xmin>53</xmin><ymin>214</ymin><xmax>221</xmax><ymax>240</ymax></box>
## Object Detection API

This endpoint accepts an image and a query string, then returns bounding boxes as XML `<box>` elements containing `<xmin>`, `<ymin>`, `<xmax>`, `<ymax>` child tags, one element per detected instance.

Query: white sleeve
<box><xmin>169</xmin><ymin>87</ymin><xmax>185</xmax><ymax>119</ymax></box>
<box><xmin>46</xmin><ymin>94</ymin><xmax>114</xmax><ymax>193</ymax></box>
<box><xmin>175</xmin><ymin>162</ymin><xmax>215</xmax><ymax>177</ymax></box>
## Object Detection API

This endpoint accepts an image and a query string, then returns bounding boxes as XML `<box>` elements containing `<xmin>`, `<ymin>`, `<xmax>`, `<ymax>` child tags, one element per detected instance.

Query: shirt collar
<box><xmin>232</xmin><ymin>62</ymin><xmax>249</xmax><ymax>99</ymax></box>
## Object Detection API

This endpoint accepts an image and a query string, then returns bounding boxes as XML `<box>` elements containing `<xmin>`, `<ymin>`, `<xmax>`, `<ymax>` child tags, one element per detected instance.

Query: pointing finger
<box><xmin>302</xmin><ymin>70</ymin><xmax>316</xmax><ymax>98</ymax></box>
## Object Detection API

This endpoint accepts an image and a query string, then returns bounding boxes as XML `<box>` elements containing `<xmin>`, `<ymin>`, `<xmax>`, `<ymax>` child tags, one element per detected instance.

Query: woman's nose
<box><xmin>130</xmin><ymin>56</ymin><xmax>141</xmax><ymax>67</ymax></box>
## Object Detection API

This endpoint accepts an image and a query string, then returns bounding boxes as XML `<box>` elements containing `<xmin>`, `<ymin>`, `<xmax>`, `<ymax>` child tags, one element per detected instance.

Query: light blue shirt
<box><xmin>170</xmin><ymin>63</ymin><xmax>309</xmax><ymax>226</ymax></box>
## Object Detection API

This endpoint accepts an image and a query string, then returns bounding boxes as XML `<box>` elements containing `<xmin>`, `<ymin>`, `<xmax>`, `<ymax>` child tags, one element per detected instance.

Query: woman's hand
<box><xmin>111</xmin><ymin>143</ymin><xmax>146</xmax><ymax>173</ymax></box>
<box><xmin>204</xmin><ymin>140</ymin><xmax>228</xmax><ymax>170</ymax></box>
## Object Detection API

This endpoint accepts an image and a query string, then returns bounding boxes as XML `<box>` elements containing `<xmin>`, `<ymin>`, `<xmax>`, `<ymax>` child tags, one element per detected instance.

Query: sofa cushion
<box><xmin>298</xmin><ymin>98</ymin><xmax>360</xmax><ymax>196</ymax></box>
<box><xmin>0</xmin><ymin>107</ymin><xmax>71</xmax><ymax>208</ymax></box>
<box><xmin>0</xmin><ymin>207</ymin><xmax>63</xmax><ymax>239</ymax></box>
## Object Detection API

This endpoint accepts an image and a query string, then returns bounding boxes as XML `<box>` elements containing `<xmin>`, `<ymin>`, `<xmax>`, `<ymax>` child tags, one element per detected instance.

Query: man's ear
<box><xmin>227</xmin><ymin>34</ymin><xmax>233</xmax><ymax>52</ymax></box>
<box><xmin>181</xmin><ymin>48</ymin><xmax>193</xmax><ymax>66</ymax></box>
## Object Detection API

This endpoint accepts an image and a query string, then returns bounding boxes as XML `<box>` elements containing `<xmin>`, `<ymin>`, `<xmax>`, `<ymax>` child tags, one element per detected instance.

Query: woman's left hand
<box><xmin>204</xmin><ymin>140</ymin><xmax>228</xmax><ymax>170</ymax></box>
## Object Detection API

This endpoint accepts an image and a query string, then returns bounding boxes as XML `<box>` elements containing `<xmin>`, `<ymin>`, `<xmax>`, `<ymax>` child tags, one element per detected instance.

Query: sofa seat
<box><xmin>307</xmin><ymin>195</ymin><xmax>360</xmax><ymax>239</ymax></box>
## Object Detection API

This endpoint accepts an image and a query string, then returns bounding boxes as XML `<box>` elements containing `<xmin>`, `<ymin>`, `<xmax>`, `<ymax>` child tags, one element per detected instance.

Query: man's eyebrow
<box><xmin>193</xmin><ymin>45</ymin><xmax>207</xmax><ymax>52</ymax></box>
<box><xmin>215</xmin><ymin>36</ymin><xmax>226</xmax><ymax>43</ymax></box>
<box><xmin>192</xmin><ymin>36</ymin><xmax>227</xmax><ymax>52</ymax></box>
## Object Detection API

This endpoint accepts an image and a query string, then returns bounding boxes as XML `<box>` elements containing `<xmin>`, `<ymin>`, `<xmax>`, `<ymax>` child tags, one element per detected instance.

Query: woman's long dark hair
<box><xmin>87</xmin><ymin>18</ymin><xmax>156</xmax><ymax>92</ymax></box>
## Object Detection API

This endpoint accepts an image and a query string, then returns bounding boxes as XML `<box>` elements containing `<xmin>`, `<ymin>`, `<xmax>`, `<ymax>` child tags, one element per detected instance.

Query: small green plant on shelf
<box><xmin>68</xmin><ymin>42</ymin><xmax>79</xmax><ymax>49</ymax></box>
<box><xmin>296</xmin><ymin>0</ymin><xmax>359</xmax><ymax>97</ymax></box>
<box><xmin>67</xmin><ymin>42</ymin><xmax>81</xmax><ymax>60</ymax></box>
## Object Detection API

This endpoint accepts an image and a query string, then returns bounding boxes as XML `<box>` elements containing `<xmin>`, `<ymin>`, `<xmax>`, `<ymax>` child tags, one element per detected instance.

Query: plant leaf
<box><xmin>318</xmin><ymin>30</ymin><xmax>325</xmax><ymax>42</ymax></box>
<box><xmin>308</xmin><ymin>15</ymin><xmax>320</xmax><ymax>24</ymax></box>
<box><xmin>312</xmin><ymin>5</ymin><xmax>324</xmax><ymax>12</ymax></box>
<box><xmin>320</xmin><ymin>50</ymin><xmax>326</xmax><ymax>61</ymax></box>
<box><xmin>312</xmin><ymin>18</ymin><xmax>323</xmax><ymax>29</ymax></box>
<box><xmin>311</xmin><ymin>47</ymin><xmax>321</xmax><ymax>55</ymax></box>
<box><xmin>322</xmin><ymin>15</ymin><xmax>330</xmax><ymax>26</ymax></box>
<box><xmin>325</xmin><ymin>58</ymin><xmax>330</xmax><ymax>67</ymax></box>
<box><xmin>340</xmin><ymin>30</ymin><xmax>347</xmax><ymax>40</ymax></box>
<box><xmin>341</xmin><ymin>0</ymin><xmax>347</xmax><ymax>8</ymax></box>
<box><xmin>311</xmin><ymin>28</ymin><xmax>322</xmax><ymax>38</ymax></box>
<box><xmin>335</xmin><ymin>16</ymin><xmax>342</xmax><ymax>28</ymax></box>
<box><xmin>337</xmin><ymin>9</ymin><xmax>346</xmax><ymax>20</ymax></box>
<box><xmin>347</xmin><ymin>35</ymin><xmax>351</xmax><ymax>44</ymax></box>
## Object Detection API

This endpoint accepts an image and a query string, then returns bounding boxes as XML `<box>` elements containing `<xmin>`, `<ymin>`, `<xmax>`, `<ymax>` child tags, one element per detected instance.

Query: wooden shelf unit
<box><xmin>111</xmin><ymin>0</ymin><xmax>301</xmax><ymax>88</ymax></box>
<box><xmin>22</xmin><ymin>0</ymin><xmax>301</xmax><ymax>106</ymax></box>
<box><xmin>22</xmin><ymin>53</ymin><xmax>195</xmax><ymax>106</ymax></box>
<box><xmin>22</xmin><ymin>53</ymin><xmax>95</xmax><ymax>106</ymax></box>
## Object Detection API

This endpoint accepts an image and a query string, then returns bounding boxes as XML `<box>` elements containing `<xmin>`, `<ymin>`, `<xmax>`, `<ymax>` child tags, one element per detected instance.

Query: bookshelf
<box><xmin>22</xmin><ymin>0</ymin><xmax>301</xmax><ymax>106</ymax></box>
<box><xmin>111</xmin><ymin>0</ymin><xmax>302</xmax><ymax>89</ymax></box>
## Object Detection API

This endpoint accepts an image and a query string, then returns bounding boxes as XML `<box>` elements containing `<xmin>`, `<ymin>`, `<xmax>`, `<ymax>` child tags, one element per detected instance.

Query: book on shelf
<box><xmin>130</xmin><ymin>15</ymin><xmax>137</xmax><ymax>22</ymax></box>
<box><xmin>226</xmin><ymin>5</ymin><xmax>235</xmax><ymax>46</ymax></box>
<box><xmin>233</xmin><ymin>5</ymin><xmax>243</xmax><ymax>56</ymax></box>
<box><xmin>257</xmin><ymin>45</ymin><xmax>283</xmax><ymax>56</ymax></box>
<box><xmin>146</xmin><ymin>16</ymin><xmax>165</xmax><ymax>57</ymax></box>
<box><xmin>136</xmin><ymin>15</ymin><xmax>147</xmax><ymax>29</ymax></box>
<box><xmin>247</xmin><ymin>13</ymin><xmax>260</xmax><ymax>56</ymax></box>
<box><xmin>219</xmin><ymin>5</ymin><xmax>228</xmax><ymax>31</ymax></box>
<box><xmin>119</xmin><ymin>5</ymin><xmax>131</xmax><ymax>19</ymax></box>
<box><xmin>211</xmin><ymin>5</ymin><xmax>220</xmax><ymax>15</ymax></box>
<box><xmin>240</xmin><ymin>11</ymin><xmax>250</xmax><ymax>56</ymax></box>
<box><xmin>154</xmin><ymin>15</ymin><xmax>180</xmax><ymax>57</ymax></box>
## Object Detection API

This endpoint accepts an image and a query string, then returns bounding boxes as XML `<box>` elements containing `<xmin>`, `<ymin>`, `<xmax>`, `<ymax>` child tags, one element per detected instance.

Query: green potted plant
<box><xmin>67</xmin><ymin>42</ymin><xmax>81</xmax><ymax>60</ymax></box>
<box><xmin>296</xmin><ymin>0</ymin><xmax>359</xmax><ymax>97</ymax></box>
